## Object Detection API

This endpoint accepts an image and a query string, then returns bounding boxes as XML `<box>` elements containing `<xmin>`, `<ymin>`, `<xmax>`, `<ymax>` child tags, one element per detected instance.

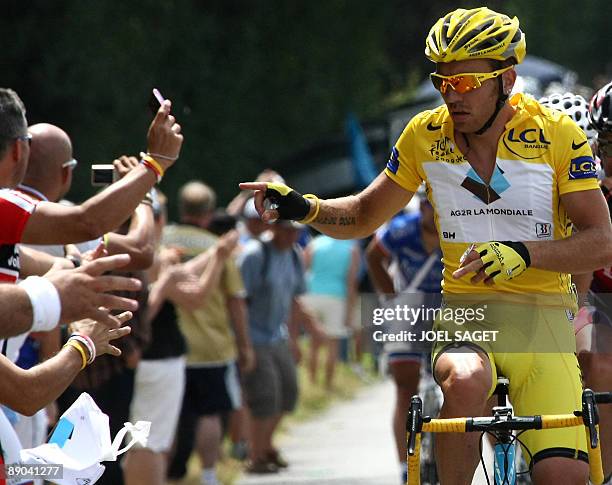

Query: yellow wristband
<box><xmin>140</xmin><ymin>153</ymin><xmax>165</xmax><ymax>178</ymax></box>
<box><xmin>102</xmin><ymin>233</ymin><xmax>110</xmax><ymax>249</ymax></box>
<box><xmin>299</xmin><ymin>194</ymin><xmax>320</xmax><ymax>224</ymax></box>
<box><xmin>64</xmin><ymin>340</ymin><xmax>87</xmax><ymax>370</ymax></box>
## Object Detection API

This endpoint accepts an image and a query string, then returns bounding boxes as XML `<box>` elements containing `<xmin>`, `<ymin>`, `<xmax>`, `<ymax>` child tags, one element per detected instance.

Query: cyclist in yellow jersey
<box><xmin>241</xmin><ymin>7</ymin><xmax>612</xmax><ymax>484</ymax></box>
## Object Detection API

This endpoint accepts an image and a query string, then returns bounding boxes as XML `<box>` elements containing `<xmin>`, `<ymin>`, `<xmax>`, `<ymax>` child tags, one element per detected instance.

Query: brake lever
<box><xmin>407</xmin><ymin>395</ymin><xmax>423</xmax><ymax>455</ymax></box>
<box><xmin>583</xmin><ymin>388</ymin><xmax>600</xmax><ymax>449</ymax></box>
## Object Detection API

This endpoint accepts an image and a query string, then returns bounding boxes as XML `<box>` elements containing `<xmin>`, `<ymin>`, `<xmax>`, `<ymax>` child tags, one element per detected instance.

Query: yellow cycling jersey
<box><xmin>385</xmin><ymin>93</ymin><xmax>599</xmax><ymax>294</ymax></box>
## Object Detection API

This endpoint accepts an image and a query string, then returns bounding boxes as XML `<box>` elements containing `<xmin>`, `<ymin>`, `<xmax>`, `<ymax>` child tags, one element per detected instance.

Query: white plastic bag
<box><xmin>19</xmin><ymin>393</ymin><xmax>150</xmax><ymax>485</ymax></box>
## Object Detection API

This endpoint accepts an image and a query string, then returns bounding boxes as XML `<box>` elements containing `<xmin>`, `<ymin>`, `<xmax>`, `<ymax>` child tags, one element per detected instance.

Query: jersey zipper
<box><xmin>485</xmin><ymin>184</ymin><xmax>495</xmax><ymax>239</ymax></box>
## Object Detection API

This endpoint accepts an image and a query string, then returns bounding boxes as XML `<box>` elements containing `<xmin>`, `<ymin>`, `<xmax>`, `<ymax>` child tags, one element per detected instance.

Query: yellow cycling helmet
<box><xmin>425</xmin><ymin>7</ymin><xmax>526</xmax><ymax>64</ymax></box>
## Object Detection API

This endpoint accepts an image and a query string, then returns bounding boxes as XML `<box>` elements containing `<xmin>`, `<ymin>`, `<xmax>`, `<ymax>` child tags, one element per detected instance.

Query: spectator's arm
<box><xmin>365</xmin><ymin>237</ymin><xmax>394</xmax><ymax>295</ymax></box>
<box><xmin>18</xmin><ymin>246</ymin><xmax>73</xmax><ymax>277</ymax></box>
<box><xmin>3</xmin><ymin>313</ymin><xmax>132</xmax><ymax>416</ymax></box>
<box><xmin>165</xmin><ymin>253</ymin><xmax>226</xmax><ymax>312</ymax></box>
<box><xmin>32</xmin><ymin>327</ymin><xmax>61</xmax><ymax>361</ymax></box>
<box><xmin>0</xmin><ymin>347</ymin><xmax>82</xmax><ymax>416</ymax></box>
<box><xmin>226</xmin><ymin>296</ymin><xmax>254</xmax><ymax>373</ymax></box>
<box><xmin>22</xmin><ymin>166</ymin><xmax>157</xmax><ymax>244</ymax></box>
<box><xmin>182</xmin><ymin>230</ymin><xmax>238</xmax><ymax>275</ymax></box>
<box><xmin>21</xmin><ymin>102</ymin><xmax>183</xmax><ymax>245</ymax></box>
<box><xmin>104</xmin><ymin>203</ymin><xmax>156</xmax><ymax>270</ymax></box>
<box><xmin>226</xmin><ymin>191</ymin><xmax>251</xmax><ymax>216</ymax></box>
<box><xmin>292</xmin><ymin>296</ymin><xmax>325</xmax><ymax>344</ymax></box>
<box><xmin>0</xmin><ymin>286</ymin><xmax>34</xmax><ymax>338</ymax></box>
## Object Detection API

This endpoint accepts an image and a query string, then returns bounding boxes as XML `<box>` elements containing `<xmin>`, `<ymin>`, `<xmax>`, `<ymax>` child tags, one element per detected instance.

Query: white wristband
<box><xmin>19</xmin><ymin>276</ymin><xmax>61</xmax><ymax>332</ymax></box>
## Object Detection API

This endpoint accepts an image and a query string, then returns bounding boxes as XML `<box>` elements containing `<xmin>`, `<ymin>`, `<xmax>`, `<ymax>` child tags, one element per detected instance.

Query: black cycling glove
<box><xmin>263</xmin><ymin>182</ymin><xmax>311</xmax><ymax>221</ymax></box>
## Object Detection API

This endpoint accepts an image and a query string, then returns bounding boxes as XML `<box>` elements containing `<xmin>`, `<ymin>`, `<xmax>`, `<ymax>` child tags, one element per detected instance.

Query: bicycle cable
<box><xmin>513</xmin><ymin>431</ymin><xmax>534</xmax><ymax>478</ymax></box>
<box><xmin>478</xmin><ymin>430</ymin><xmax>495</xmax><ymax>485</ymax></box>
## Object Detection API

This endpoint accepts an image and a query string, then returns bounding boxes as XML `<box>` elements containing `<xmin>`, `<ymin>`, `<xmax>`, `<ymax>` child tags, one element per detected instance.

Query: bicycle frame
<box><xmin>492</xmin><ymin>377</ymin><xmax>519</xmax><ymax>485</ymax></box>
<box><xmin>406</xmin><ymin>389</ymin><xmax>608</xmax><ymax>485</ymax></box>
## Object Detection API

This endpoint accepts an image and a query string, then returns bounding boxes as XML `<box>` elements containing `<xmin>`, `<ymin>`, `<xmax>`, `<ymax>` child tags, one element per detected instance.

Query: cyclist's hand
<box><xmin>453</xmin><ymin>241</ymin><xmax>531</xmax><ymax>285</ymax></box>
<box><xmin>239</xmin><ymin>181</ymin><xmax>311</xmax><ymax>223</ymax></box>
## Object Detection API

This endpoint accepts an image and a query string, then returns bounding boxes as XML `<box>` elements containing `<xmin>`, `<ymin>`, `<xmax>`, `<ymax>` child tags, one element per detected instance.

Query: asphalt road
<box><xmin>237</xmin><ymin>379</ymin><xmax>497</xmax><ymax>485</ymax></box>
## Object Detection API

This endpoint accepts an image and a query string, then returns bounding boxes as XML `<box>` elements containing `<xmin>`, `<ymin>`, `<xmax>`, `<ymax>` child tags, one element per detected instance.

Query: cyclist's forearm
<box><xmin>525</xmin><ymin>225</ymin><xmax>612</xmax><ymax>274</ymax></box>
<box><xmin>309</xmin><ymin>196</ymin><xmax>375</xmax><ymax>239</ymax></box>
<box><xmin>306</xmin><ymin>173</ymin><xmax>409</xmax><ymax>239</ymax></box>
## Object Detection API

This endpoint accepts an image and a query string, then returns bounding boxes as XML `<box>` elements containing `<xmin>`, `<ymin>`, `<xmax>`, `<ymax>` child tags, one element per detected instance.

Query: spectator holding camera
<box><xmin>0</xmin><ymin>86</ymin><xmax>181</xmax><ymax>330</ymax></box>
<box><xmin>0</xmin><ymin>87</ymin><xmax>182</xmax><ymax>252</ymax></box>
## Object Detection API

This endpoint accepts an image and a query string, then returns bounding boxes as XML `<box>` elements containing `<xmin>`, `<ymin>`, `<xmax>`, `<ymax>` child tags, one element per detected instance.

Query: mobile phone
<box><xmin>91</xmin><ymin>164</ymin><xmax>118</xmax><ymax>186</ymax></box>
<box><xmin>147</xmin><ymin>88</ymin><xmax>165</xmax><ymax>115</ymax></box>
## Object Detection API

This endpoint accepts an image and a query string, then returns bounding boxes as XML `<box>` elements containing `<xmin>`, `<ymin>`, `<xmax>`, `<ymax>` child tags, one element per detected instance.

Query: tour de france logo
<box><xmin>429</xmin><ymin>136</ymin><xmax>466</xmax><ymax>164</ymax></box>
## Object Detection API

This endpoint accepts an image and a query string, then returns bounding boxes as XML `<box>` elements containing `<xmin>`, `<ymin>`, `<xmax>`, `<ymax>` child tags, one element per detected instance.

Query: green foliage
<box><xmin>503</xmin><ymin>0</ymin><xmax>611</xmax><ymax>83</ymax></box>
<box><xmin>2</xmin><ymin>0</ymin><xmax>610</xmax><ymax>219</ymax></box>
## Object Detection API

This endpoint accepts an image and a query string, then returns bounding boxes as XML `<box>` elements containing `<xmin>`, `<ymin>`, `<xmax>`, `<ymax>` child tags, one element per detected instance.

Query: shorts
<box><xmin>183</xmin><ymin>362</ymin><xmax>242</xmax><ymax>417</ymax></box>
<box><xmin>432</xmin><ymin>298</ymin><xmax>587</xmax><ymax>465</ymax></box>
<box><xmin>243</xmin><ymin>341</ymin><xmax>298</xmax><ymax>418</ymax></box>
<box><xmin>129</xmin><ymin>356</ymin><xmax>186</xmax><ymax>453</ymax></box>
<box><xmin>302</xmin><ymin>294</ymin><xmax>348</xmax><ymax>338</ymax></box>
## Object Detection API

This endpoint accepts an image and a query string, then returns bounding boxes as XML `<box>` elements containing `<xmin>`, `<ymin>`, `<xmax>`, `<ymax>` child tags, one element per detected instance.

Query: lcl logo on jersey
<box><xmin>502</xmin><ymin>128</ymin><xmax>551</xmax><ymax>160</ymax></box>
<box><xmin>569</xmin><ymin>156</ymin><xmax>597</xmax><ymax>180</ymax></box>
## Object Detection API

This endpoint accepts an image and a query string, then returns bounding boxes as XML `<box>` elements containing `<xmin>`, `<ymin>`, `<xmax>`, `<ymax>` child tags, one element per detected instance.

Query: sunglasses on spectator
<box><xmin>62</xmin><ymin>158</ymin><xmax>78</xmax><ymax>170</ymax></box>
<box><xmin>15</xmin><ymin>133</ymin><xmax>32</xmax><ymax>146</ymax></box>
<box><xmin>430</xmin><ymin>66</ymin><xmax>512</xmax><ymax>95</ymax></box>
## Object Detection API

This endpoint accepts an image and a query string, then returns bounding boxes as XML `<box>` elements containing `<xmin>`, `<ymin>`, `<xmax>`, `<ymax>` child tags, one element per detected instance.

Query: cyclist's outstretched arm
<box><xmin>241</xmin><ymin>173</ymin><xmax>413</xmax><ymax>240</ymax></box>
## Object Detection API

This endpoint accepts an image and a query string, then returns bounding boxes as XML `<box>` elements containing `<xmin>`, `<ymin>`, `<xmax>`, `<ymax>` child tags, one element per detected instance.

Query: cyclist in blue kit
<box><xmin>366</xmin><ymin>188</ymin><xmax>442</xmax><ymax>483</ymax></box>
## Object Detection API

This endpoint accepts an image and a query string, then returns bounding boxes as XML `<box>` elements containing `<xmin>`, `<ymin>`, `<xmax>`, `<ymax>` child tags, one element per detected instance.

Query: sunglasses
<box><xmin>61</xmin><ymin>158</ymin><xmax>78</xmax><ymax>170</ymax></box>
<box><xmin>430</xmin><ymin>66</ymin><xmax>513</xmax><ymax>95</ymax></box>
<box><xmin>16</xmin><ymin>133</ymin><xmax>32</xmax><ymax>146</ymax></box>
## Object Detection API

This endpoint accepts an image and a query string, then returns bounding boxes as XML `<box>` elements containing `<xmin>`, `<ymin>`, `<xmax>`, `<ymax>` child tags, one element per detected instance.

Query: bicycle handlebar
<box><xmin>595</xmin><ymin>392</ymin><xmax>612</xmax><ymax>404</ymax></box>
<box><xmin>406</xmin><ymin>389</ymin><xmax>610</xmax><ymax>485</ymax></box>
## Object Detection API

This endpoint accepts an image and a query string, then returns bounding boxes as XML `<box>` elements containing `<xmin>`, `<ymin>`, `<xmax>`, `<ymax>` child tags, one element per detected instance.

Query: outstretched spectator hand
<box><xmin>47</xmin><ymin>254</ymin><xmax>141</xmax><ymax>327</ymax></box>
<box><xmin>146</xmin><ymin>100</ymin><xmax>184</xmax><ymax>172</ymax></box>
<box><xmin>216</xmin><ymin>229</ymin><xmax>240</xmax><ymax>258</ymax></box>
<box><xmin>79</xmin><ymin>242</ymin><xmax>109</xmax><ymax>264</ymax></box>
<box><xmin>70</xmin><ymin>311</ymin><xmax>133</xmax><ymax>358</ymax></box>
